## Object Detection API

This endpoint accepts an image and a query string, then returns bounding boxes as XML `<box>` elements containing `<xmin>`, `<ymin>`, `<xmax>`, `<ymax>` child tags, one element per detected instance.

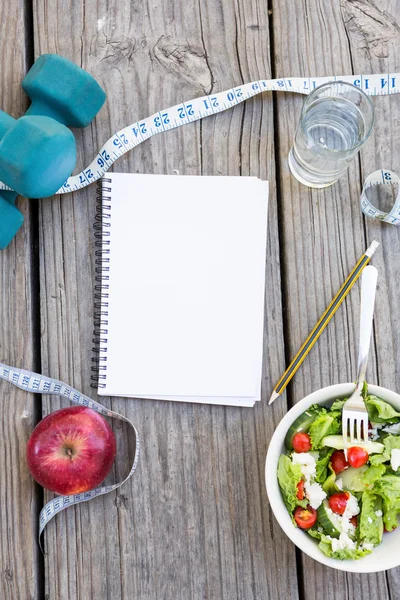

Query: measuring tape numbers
<box><xmin>0</xmin><ymin>72</ymin><xmax>399</xmax><ymax>195</ymax></box>
<box><xmin>0</xmin><ymin>362</ymin><xmax>139</xmax><ymax>545</ymax></box>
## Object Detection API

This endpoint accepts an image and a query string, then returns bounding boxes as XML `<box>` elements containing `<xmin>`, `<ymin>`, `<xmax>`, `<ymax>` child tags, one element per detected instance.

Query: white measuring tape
<box><xmin>0</xmin><ymin>362</ymin><xmax>139</xmax><ymax>546</ymax></box>
<box><xmin>0</xmin><ymin>71</ymin><xmax>399</xmax><ymax>196</ymax></box>
<box><xmin>360</xmin><ymin>169</ymin><xmax>400</xmax><ymax>225</ymax></box>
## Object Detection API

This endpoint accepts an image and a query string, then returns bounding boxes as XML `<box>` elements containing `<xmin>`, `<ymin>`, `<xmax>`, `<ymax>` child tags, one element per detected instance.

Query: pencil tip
<box><xmin>268</xmin><ymin>390</ymin><xmax>280</xmax><ymax>405</ymax></box>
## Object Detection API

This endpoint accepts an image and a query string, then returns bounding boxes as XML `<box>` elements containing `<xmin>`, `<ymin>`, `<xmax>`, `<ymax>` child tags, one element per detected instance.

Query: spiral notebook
<box><xmin>93</xmin><ymin>173</ymin><xmax>268</xmax><ymax>407</ymax></box>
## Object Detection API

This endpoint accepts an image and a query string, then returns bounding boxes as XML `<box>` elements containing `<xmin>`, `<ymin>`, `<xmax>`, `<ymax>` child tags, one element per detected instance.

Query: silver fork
<box><xmin>342</xmin><ymin>265</ymin><xmax>378</xmax><ymax>455</ymax></box>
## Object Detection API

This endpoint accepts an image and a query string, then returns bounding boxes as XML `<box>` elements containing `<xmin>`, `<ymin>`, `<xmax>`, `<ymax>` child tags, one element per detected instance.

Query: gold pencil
<box><xmin>268</xmin><ymin>240</ymin><xmax>380</xmax><ymax>405</ymax></box>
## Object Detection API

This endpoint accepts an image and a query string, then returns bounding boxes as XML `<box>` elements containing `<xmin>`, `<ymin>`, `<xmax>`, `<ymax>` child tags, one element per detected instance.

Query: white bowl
<box><xmin>265</xmin><ymin>383</ymin><xmax>400</xmax><ymax>573</ymax></box>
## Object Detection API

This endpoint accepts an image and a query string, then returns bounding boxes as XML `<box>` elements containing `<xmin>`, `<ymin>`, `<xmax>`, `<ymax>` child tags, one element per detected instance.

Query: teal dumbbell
<box><xmin>0</xmin><ymin>54</ymin><xmax>106</xmax><ymax>249</ymax></box>
<box><xmin>0</xmin><ymin>114</ymin><xmax>23</xmax><ymax>247</ymax></box>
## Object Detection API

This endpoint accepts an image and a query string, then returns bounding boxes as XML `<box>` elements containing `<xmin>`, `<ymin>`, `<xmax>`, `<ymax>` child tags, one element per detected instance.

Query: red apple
<box><xmin>26</xmin><ymin>406</ymin><xmax>116</xmax><ymax>495</ymax></box>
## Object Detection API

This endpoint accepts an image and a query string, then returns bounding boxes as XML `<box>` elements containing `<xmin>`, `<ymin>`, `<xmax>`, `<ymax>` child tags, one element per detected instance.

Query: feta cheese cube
<box><xmin>331</xmin><ymin>532</ymin><xmax>357</xmax><ymax>552</ymax></box>
<box><xmin>369</xmin><ymin>422</ymin><xmax>384</xmax><ymax>441</ymax></box>
<box><xmin>362</xmin><ymin>542</ymin><xmax>374</xmax><ymax>551</ymax></box>
<box><xmin>390</xmin><ymin>448</ymin><xmax>400</xmax><ymax>472</ymax></box>
<box><xmin>343</xmin><ymin>493</ymin><xmax>360</xmax><ymax>519</ymax></box>
<box><xmin>383</xmin><ymin>422</ymin><xmax>400</xmax><ymax>435</ymax></box>
<box><xmin>304</xmin><ymin>481</ymin><xmax>327</xmax><ymax>509</ymax></box>
<box><xmin>292</xmin><ymin>452</ymin><xmax>317</xmax><ymax>482</ymax></box>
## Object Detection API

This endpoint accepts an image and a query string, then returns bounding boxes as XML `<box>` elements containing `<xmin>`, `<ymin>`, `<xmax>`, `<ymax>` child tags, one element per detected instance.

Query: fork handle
<box><xmin>356</xmin><ymin>265</ymin><xmax>378</xmax><ymax>387</ymax></box>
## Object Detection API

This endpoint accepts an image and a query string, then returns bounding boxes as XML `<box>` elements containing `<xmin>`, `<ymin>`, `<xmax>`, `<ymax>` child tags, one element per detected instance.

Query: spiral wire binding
<box><xmin>92</xmin><ymin>178</ymin><xmax>112</xmax><ymax>388</ymax></box>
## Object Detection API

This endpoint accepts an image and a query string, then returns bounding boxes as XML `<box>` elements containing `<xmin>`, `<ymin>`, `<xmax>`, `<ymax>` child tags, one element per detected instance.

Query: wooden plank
<box><xmin>33</xmin><ymin>0</ymin><xmax>299</xmax><ymax>598</ymax></box>
<box><xmin>271</xmin><ymin>0</ymin><xmax>399</xmax><ymax>596</ymax></box>
<box><xmin>0</xmin><ymin>2</ymin><xmax>42</xmax><ymax>599</ymax></box>
<box><xmin>340</xmin><ymin>0</ymin><xmax>400</xmax><ymax>590</ymax></box>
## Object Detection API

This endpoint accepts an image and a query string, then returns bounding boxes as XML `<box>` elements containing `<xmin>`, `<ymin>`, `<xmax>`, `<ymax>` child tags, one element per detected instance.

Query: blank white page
<box><xmin>98</xmin><ymin>173</ymin><xmax>268</xmax><ymax>405</ymax></box>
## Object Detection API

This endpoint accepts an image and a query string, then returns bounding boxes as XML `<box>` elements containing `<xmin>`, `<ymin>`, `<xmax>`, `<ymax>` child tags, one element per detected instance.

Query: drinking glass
<box><xmin>288</xmin><ymin>81</ymin><xmax>375</xmax><ymax>188</ymax></box>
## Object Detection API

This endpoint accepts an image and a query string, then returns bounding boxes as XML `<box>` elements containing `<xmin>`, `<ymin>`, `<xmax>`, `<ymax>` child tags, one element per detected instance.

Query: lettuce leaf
<box><xmin>277</xmin><ymin>454</ymin><xmax>307</xmax><ymax>512</ymax></box>
<box><xmin>322</xmin><ymin>464</ymin><xmax>340</xmax><ymax>496</ymax></box>
<box><xmin>307</xmin><ymin>527</ymin><xmax>322</xmax><ymax>540</ymax></box>
<box><xmin>365</xmin><ymin>396</ymin><xmax>400</xmax><ymax>423</ymax></box>
<box><xmin>373</xmin><ymin>474</ymin><xmax>400</xmax><ymax>532</ymax></box>
<box><xmin>361</xmin><ymin>464</ymin><xmax>386</xmax><ymax>486</ymax></box>
<box><xmin>369</xmin><ymin>435</ymin><xmax>400</xmax><ymax>466</ymax></box>
<box><xmin>359</xmin><ymin>491</ymin><xmax>383</xmax><ymax>545</ymax></box>
<box><xmin>318</xmin><ymin>534</ymin><xmax>372</xmax><ymax>560</ymax></box>
<box><xmin>309</xmin><ymin>411</ymin><xmax>341</xmax><ymax>450</ymax></box>
<box><xmin>330</xmin><ymin>399</ymin><xmax>346</xmax><ymax>411</ymax></box>
<box><xmin>369</xmin><ymin>453</ymin><xmax>390</xmax><ymax>466</ymax></box>
<box><xmin>383</xmin><ymin>435</ymin><xmax>400</xmax><ymax>454</ymax></box>
<box><xmin>374</xmin><ymin>474</ymin><xmax>400</xmax><ymax>495</ymax></box>
<box><xmin>315</xmin><ymin>448</ymin><xmax>334</xmax><ymax>483</ymax></box>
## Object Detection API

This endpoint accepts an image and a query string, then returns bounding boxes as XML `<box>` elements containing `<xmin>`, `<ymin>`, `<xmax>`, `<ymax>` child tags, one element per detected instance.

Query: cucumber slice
<box><xmin>285</xmin><ymin>407</ymin><xmax>320</xmax><ymax>449</ymax></box>
<box><xmin>317</xmin><ymin>499</ymin><xmax>342</xmax><ymax>538</ymax></box>
<box><xmin>340</xmin><ymin>465</ymin><xmax>370</xmax><ymax>493</ymax></box>
<box><xmin>322</xmin><ymin>435</ymin><xmax>384</xmax><ymax>454</ymax></box>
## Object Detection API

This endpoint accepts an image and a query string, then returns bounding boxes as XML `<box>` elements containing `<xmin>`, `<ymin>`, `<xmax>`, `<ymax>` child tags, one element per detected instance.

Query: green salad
<box><xmin>278</xmin><ymin>387</ymin><xmax>400</xmax><ymax>560</ymax></box>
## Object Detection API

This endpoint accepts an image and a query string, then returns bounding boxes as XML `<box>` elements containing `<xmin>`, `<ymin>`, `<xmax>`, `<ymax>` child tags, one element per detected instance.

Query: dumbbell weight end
<box><xmin>23</xmin><ymin>54</ymin><xmax>106</xmax><ymax>128</ymax></box>
<box><xmin>0</xmin><ymin>114</ymin><xmax>76</xmax><ymax>198</ymax></box>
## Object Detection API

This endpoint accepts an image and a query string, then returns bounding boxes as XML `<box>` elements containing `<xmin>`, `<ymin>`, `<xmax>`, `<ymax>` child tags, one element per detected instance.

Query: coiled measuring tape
<box><xmin>360</xmin><ymin>169</ymin><xmax>400</xmax><ymax>225</ymax></box>
<box><xmin>0</xmin><ymin>72</ymin><xmax>399</xmax><ymax>195</ymax></box>
<box><xmin>0</xmin><ymin>362</ymin><xmax>139</xmax><ymax>545</ymax></box>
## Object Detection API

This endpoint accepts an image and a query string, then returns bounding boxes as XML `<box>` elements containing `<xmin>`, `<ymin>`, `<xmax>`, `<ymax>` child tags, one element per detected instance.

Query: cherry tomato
<box><xmin>296</xmin><ymin>480</ymin><xmax>305</xmax><ymax>500</ymax></box>
<box><xmin>347</xmin><ymin>446</ymin><xmax>369</xmax><ymax>468</ymax></box>
<box><xmin>328</xmin><ymin>492</ymin><xmax>350</xmax><ymax>515</ymax></box>
<box><xmin>292</xmin><ymin>432</ymin><xmax>312</xmax><ymax>453</ymax></box>
<box><xmin>294</xmin><ymin>505</ymin><xmax>317</xmax><ymax>529</ymax></box>
<box><xmin>331</xmin><ymin>450</ymin><xmax>349</xmax><ymax>474</ymax></box>
<box><xmin>350</xmin><ymin>516</ymin><xmax>358</xmax><ymax>528</ymax></box>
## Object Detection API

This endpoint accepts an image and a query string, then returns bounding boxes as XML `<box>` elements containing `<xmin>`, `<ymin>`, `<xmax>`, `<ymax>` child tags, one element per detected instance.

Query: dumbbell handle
<box><xmin>25</xmin><ymin>101</ymin><xmax>69</xmax><ymax>127</ymax></box>
<box><xmin>0</xmin><ymin>109</ymin><xmax>65</xmax><ymax>141</ymax></box>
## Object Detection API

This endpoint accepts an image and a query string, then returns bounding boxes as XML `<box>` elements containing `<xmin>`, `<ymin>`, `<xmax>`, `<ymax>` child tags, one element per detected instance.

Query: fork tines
<box><xmin>342</xmin><ymin>411</ymin><xmax>369</xmax><ymax>444</ymax></box>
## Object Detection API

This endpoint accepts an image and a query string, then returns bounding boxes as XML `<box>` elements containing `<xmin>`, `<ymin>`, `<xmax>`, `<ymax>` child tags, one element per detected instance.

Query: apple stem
<box><xmin>66</xmin><ymin>448</ymin><xmax>73</xmax><ymax>460</ymax></box>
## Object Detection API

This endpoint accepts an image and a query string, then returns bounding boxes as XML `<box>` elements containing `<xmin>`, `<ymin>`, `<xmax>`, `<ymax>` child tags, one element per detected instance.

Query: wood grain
<box><xmin>33</xmin><ymin>0</ymin><xmax>295</xmax><ymax>598</ymax></box>
<box><xmin>0</xmin><ymin>2</ymin><xmax>41</xmax><ymax>599</ymax></box>
<box><xmin>271</xmin><ymin>0</ymin><xmax>398</xmax><ymax>596</ymax></box>
<box><xmin>8</xmin><ymin>0</ymin><xmax>399</xmax><ymax>597</ymax></box>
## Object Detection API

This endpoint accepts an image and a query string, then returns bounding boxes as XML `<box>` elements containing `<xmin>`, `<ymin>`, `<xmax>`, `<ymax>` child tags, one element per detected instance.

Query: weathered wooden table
<box><xmin>2</xmin><ymin>0</ymin><xmax>400</xmax><ymax>598</ymax></box>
